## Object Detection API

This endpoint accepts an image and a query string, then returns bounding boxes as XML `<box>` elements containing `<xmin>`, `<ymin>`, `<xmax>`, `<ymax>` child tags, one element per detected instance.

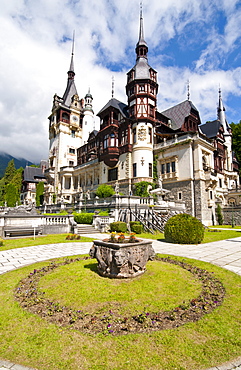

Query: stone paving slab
<box><xmin>0</xmin><ymin>234</ymin><xmax>240</xmax><ymax>370</ymax></box>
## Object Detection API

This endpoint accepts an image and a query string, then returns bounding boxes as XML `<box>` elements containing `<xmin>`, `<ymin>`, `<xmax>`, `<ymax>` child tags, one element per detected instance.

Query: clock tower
<box><xmin>47</xmin><ymin>39</ymin><xmax>84</xmax><ymax>197</ymax></box>
<box><xmin>126</xmin><ymin>8</ymin><xmax>158</xmax><ymax>181</ymax></box>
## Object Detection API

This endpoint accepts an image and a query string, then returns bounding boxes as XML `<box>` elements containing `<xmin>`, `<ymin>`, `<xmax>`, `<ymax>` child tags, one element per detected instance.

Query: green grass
<box><xmin>40</xmin><ymin>259</ymin><xmax>202</xmax><ymax>315</ymax></box>
<box><xmin>209</xmin><ymin>225</ymin><xmax>241</xmax><ymax>229</ymax></box>
<box><xmin>202</xmin><ymin>228</ymin><xmax>241</xmax><ymax>243</ymax></box>
<box><xmin>138</xmin><ymin>228</ymin><xmax>241</xmax><ymax>244</ymax></box>
<box><xmin>0</xmin><ymin>255</ymin><xmax>241</xmax><ymax>369</ymax></box>
<box><xmin>0</xmin><ymin>234</ymin><xmax>95</xmax><ymax>251</ymax></box>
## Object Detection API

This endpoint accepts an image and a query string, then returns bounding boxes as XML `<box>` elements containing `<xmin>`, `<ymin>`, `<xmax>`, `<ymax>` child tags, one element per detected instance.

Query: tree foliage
<box><xmin>216</xmin><ymin>204</ymin><xmax>223</xmax><ymax>225</ymax></box>
<box><xmin>230</xmin><ymin>121</ymin><xmax>241</xmax><ymax>173</ymax></box>
<box><xmin>36</xmin><ymin>181</ymin><xmax>45</xmax><ymax>207</ymax></box>
<box><xmin>134</xmin><ymin>181</ymin><xmax>154</xmax><ymax>197</ymax></box>
<box><xmin>95</xmin><ymin>184</ymin><xmax>115</xmax><ymax>198</ymax></box>
<box><xmin>0</xmin><ymin>160</ymin><xmax>23</xmax><ymax>206</ymax></box>
<box><xmin>4</xmin><ymin>159</ymin><xmax>16</xmax><ymax>185</ymax></box>
<box><xmin>5</xmin><ymin>183</ymin><xmax>18</xmax><ymax>207</ymax></box>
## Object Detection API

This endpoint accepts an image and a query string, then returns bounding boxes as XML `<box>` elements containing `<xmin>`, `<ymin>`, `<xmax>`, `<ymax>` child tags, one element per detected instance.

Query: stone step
<box><xmin>76</xmin><ymin>224</ymin><xmax>100</xmax><ymax>234</ymax></box>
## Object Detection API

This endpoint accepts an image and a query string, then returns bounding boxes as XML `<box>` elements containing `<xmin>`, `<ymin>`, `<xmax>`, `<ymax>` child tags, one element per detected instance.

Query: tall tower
<box><xmin>82</xmin><ymin>89</ymin><xmax>95</xmax><ymax>144</ymax></box>
<box><xmin>126</xmin><ymin>7</ymin><xmax>158</xmax><ymax>181</ymax></box>
<box><xmin>217</xmin><ymin>88</ymin><xmax>232</xmax><ymax>171</ymax></box>
<box><xmin>47</xmin><ymin>37</ymin><xmax>83</xmax><ymax>196</ymax></box>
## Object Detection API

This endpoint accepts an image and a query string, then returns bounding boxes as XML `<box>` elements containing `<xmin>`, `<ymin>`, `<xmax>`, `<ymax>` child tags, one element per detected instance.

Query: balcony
<box><xmin>100</xmin><ymin>147</ymin><xmax>120</xmax><ymax>168</ymax></box>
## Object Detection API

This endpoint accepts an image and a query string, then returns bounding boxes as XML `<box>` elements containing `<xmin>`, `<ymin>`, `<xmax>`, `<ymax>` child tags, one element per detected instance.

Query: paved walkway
<box><xmin>0</xmin><ymin>233</ymin><xmax>241</xmax><ymax>370</ymax></box>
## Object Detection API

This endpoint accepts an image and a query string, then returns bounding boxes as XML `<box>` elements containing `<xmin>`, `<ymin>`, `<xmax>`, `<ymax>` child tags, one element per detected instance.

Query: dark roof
<box><xmin>23</xmin><ymin>166</ymin><xmax>46</xmax><ymax>183</ymax></box>
<box><xmin>62</xmin><ymin>79</ymin><xmax>78</xmax><ymax>107</ymax></box>
<box><xmin>97</xmin><ymin>98</ymin><xmax>129</xmax><ymax>118</ymax></box>
<box><xmin>88</xmin><ymin>130</ymin><xmax>98</xmax><ymax>141</ymax></box>
<box><xmin>161</xmin><ymin>100</ymin><xmax>199</xmax><ymax>130</ymax></box>
<box><xmin>199</xmin><ymin>120</ymin><xmax>221</xmax><ymax>139</ymax></box>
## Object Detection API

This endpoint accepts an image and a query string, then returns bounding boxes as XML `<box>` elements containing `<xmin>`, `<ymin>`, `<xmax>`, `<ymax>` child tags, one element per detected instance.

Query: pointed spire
<box><xmin>217</xmin><ymin>87</ymin><xmax>228</xmax><ymax>134</ymax></box>
<box><xmin>111</xmin><ymin>76</ymin><xmax>115</xmax><ymax>98</ymax></box>
<box><xmin>136</xmin><ymin>2</ymin><xmax>148</xmax><ymax>59</ymax></box>
<box><xmin>187</xmin><ymin>79</ymin><xmax>190</xmax><ymax>101</ymax></box>
<box><xmin>62</xmin><ymin>31</ymin><xmax>78</xmax><ymax>105</ymax></box>
<box><xmin>68</xmin><ymin>31</ymin><xmax>75</xmax><ymax>75</ymax></box>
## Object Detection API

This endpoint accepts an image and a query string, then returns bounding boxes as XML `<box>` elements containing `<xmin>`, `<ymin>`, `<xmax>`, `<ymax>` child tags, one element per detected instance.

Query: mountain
<box><xmin>0</xmin><ymin>152</ymin><xmax>35</xmax><ymax>178</ymax></box>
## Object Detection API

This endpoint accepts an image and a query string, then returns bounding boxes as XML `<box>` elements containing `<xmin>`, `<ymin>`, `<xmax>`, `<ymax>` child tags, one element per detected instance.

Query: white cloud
<box><xmin>0</xmin><ymin>0</ymin><xmax>241</xmax><ymax>163</ymax></box>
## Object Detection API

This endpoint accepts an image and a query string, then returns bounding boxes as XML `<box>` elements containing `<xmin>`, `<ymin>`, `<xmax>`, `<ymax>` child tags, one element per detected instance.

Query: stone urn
<box><xmin>89</xmin><ymin>238</ymin><xmax>155</xmax><ymax>279</ymax></box>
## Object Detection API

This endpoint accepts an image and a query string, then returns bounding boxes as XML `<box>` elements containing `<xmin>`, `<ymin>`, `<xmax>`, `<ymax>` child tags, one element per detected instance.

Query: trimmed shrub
<box><xmin>216</xmin><ymin>204</ymin><xmax>223</xmax><ymax>225</ymax></box>
<box><xmin>130</xmin><ymin>221</ymin><xmax>143</xmax><ymax>234</ymax></box>
<box><xmin>110</xmin><ymin>222</ymin><xmax>127</xmax><ymax>233</ymax></box>
<box><xmin>74</xmin><ymin>212</ymin><xmax>94</xmax><ymax>224</ymax></box>
<box><xmin>164</xmin><ymin>213</ymin><xmax>204</xmax><ymax>244</ymax></box>
<box><xmin>0</xmin><ymin>238</ymin><xmax>4</xmax><ymax>247</ymax></box>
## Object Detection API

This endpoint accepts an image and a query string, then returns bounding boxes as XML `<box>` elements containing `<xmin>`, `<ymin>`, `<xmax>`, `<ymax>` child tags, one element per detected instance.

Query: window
<box><xmin>210</xmin><ymin>190</ymin><xmax>213</xmax><ymax>200</ymax></box>
<box><xmin>103</xmin><ymin>135</ymin><xmax>108</xmax><ymax>149</ymax></box>
<box><xmin>148</xmin><ymin>127</ymin><xmax>152</xmax><ymax>143</ymax></box>
<box><xmin>178</xmin><ymin>192</ymin><xmax>182</xmax><ymax>200</ymax></box>
<box><xmin>69</xmin><ymin>161</ymin><xmax>74</xmax><ymax>166</ymax></box>
<box><xmin>139</xmin><ymin>84</ymin><xmax>145</xmax><ymax>92</ymax></box>
<box><xmin>121</xmin><ymin>130</ymin><xmax>127</xmax><ymax>145</ymax></box>
<box><xmin>133</xmin><ymin>163</ymin><xmax>137</xmax><ymax>177</ymax></box>
<box><xmin>71</xmin><ymin>130</ymin><xmax>75</xmax><ymax>138</ymax></box>
<box><xmin>69</xmin><ymin>148</ymin><xmax>75</xmax><ymax>154</ymax></box>
<box><xmin>161</xmin><ymin>160</ymin><xmax>176</xmax><ymax>175</ymax></box>
<box><xmin>108</xmin><ymin>168</ymin><xmax>118</xmax><ymax>182</ymax></box>
<box><xmin>62</xmin><ymin>112</ymin><xmax>69</xmax><ymax>121</ymax></box>
<box><xmin>110</xmin><ymin>133</ymin><xmax>115</xmax><ymax>147</ymax></box>
<box><xmin>171</xmin><ymin>161</ymin><xmax>176</xmax><ymax>172</ymax></box>
<box><xmin>133</xmin><ymin>128</ymin><xmax>136</xmax><ymax>143</ymax></box>
<box><xmin>219</xmin><ymin>178</ymin><xmax>222</xmax><ymax>187</ymax></box>
<box><xmin>149</xmin><ymin>163</ymin><xmax>152</xmax><ymax>177</ymax></box>
<box><xmin>149</xmin><ymin>106</ymin><xmax>154</xmax><ymax>117</ymax></box>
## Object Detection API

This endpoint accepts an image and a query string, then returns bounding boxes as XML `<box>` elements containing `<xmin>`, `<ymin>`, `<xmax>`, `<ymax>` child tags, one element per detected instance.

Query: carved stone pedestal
<box><xmin>89</xmin><ymin>239</ymin><xmax>155</xmax><ymax>278</ymax></box>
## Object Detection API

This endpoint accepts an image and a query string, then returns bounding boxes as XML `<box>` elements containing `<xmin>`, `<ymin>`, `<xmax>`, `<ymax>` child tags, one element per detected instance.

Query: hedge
<box><xmin>73</xmin><ymin>213</ymin><xmax>94</xmax><ymax>224</ymax></box>
<box><xmin>110</xmin><ymin>222</ymin><xmax>127</xmax><ymax>233</ymax></box>
<box><xmin>130</xmin><ymin>221</ymin><xmax>143</xmax><ymax>234</ymax></box>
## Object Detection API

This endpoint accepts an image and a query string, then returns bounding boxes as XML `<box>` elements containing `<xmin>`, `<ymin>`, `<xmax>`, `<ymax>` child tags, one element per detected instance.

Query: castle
<box><xmin>44</xmin><ymin>11</ymin><xmax>240</xmax><ymax>226</ymax></box>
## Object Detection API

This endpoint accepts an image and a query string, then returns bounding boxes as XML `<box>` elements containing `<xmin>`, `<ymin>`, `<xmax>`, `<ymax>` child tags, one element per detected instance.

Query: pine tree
<box><xmin>4</xmin><ymin>159</ymin><xmax>16</xmax><ymax>185</ymax></box>
<box><xmin>0</xmin><ymin>178</ymin><xmax>5</xmax><ymax>206</ymax></box>
<box><xmin>10</xmin><ymin>167</ymin><xmax>23</xmax><ymax>204</ymax></box>
<box><xmin>5</xmin><ymin>183</ymin><xmax>18</xmax><ymax>207</ymax></box>
<box><xmin>36</xmin><ymin>182</ymin><xmax>45</xmax><ymax>206</ymax></box>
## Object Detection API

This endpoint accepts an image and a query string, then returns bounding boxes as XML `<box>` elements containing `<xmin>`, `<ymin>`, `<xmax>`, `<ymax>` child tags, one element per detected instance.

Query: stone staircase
<box><xmin>76</xmin><ymin>224</ymin><xmax>100</xmax><ymax>235</ymax></box>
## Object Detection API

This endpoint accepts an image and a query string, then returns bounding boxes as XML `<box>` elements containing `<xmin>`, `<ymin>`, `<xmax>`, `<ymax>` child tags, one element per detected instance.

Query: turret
<box><xmin>126</xmin><ymin>6</ymin><xmax>158</xmax><ymax>181</ymax></box>
<box><xmin>82</xmin><ymin>89</ymin><xmax>95</xmax><ymax>144</ymax></box>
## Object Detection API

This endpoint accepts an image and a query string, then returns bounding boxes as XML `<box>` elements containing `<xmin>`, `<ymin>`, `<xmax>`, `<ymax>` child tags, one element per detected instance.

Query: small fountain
<box><xmin>150</xmin><ymin>175</ymin><xmax>170</xmax><ymax>206</ymax></box>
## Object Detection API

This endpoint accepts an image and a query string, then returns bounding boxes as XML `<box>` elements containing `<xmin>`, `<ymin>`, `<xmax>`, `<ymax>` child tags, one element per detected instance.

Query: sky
<box><xmin>1</xmin><ymin>0</ymin><xmax>241</xmax><ymax>163</ymax></box>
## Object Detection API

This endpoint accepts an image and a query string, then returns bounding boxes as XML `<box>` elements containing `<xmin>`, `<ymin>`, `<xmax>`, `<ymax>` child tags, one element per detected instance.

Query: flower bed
<box><xmin>15</xmin><ymin>256</ymin><xmax>225</xmax><ymax>336</ymax></box>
